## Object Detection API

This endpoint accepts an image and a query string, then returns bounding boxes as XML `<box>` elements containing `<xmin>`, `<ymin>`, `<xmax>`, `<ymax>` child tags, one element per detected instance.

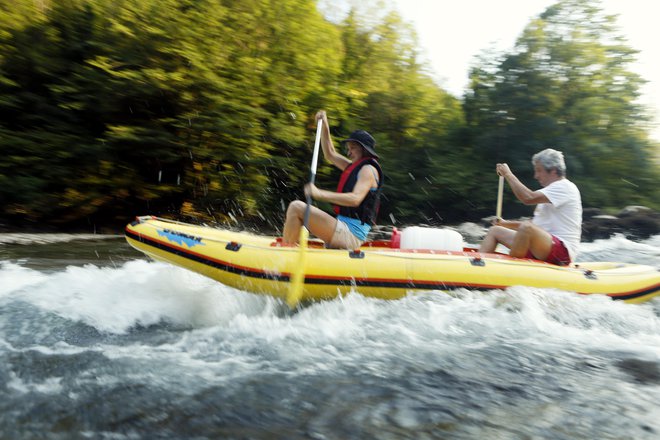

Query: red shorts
<box><xmin>525</xmin><ymin>235</ymin><xmax>571</xmax><ymax>266</ymax></box>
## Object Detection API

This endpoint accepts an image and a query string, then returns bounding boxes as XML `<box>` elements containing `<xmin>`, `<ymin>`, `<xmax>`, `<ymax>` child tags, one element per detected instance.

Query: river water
<box><xmin>1</xmin><ymin>232</ymin><xmax>659</xmax><ymax>439</ymax></box>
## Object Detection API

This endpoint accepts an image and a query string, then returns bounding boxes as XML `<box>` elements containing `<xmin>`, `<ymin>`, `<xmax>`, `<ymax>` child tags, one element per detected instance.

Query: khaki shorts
<box><xmin>328</xmin><ymin>219</ymin><xmax>363</xmax><ymax>250</ymax></box>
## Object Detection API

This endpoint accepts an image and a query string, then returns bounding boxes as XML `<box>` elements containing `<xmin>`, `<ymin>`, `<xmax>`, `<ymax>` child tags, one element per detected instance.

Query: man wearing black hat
<box><xmin>282</xmin><ymin>110</ymin><xmax>384</xmax><ymax>249</ymax></box>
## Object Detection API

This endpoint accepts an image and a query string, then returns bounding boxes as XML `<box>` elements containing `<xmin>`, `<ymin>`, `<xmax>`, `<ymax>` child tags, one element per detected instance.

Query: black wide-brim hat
<box><xmin>341</xmin><ymin>129</ymin><xmax>378</xmax><ymax>159</ymax></box>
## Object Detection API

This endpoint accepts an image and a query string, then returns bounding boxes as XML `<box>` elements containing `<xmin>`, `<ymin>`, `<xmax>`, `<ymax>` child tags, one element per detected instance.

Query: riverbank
<box><xmin>2</xmin><ymin>205</ymin><xmax>659</xmax><ymax>245</ymax></box>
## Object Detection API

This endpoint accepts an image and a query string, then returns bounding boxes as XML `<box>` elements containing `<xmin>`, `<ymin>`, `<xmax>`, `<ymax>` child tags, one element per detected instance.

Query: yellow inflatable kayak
<box><xmin>125</xmin><ymin>216</ymin><xmax>660</xmax><ymax>304</ymax></box>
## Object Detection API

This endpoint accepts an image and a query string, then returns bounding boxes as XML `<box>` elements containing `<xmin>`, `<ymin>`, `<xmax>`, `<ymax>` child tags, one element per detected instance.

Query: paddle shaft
<box><xmin>496</xmin><ymin>175</ymin><xmax>504</xmax><ymax>219</ymax></box>
<box><xmin>303</xmin><ymin>118</ymin><xmax>323</xmax><ymax>229</ymax></box>
<box><xmin>286</xmin><ymin>118</ymin><xmax>323</xmax><ymax>308</ymax></box>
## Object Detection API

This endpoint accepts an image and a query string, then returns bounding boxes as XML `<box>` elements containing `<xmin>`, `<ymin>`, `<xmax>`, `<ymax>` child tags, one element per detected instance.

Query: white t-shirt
<box><xmin>533</xmin><ymin>178</ymin><xmax>582</xmax><ymax>261</ymax></box>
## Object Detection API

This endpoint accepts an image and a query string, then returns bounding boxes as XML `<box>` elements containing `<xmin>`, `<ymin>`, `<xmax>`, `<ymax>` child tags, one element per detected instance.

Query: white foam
<box><xmin>2</xmin><ymin>259</ymin><xmax>276</xmax><ymax>334</ymax></box>
<box><xmin>578</xmin><ymin>233</ymin><xmax>660</xmax><ymax>263</ymax></box>
<box><xmin>157</xmin><ymin>287</ymin><xmax>660</xmax><ymax>380</ymax></box>
<box><xmin>6</xmin><ymin>371</ymin><xmax>64</xmax><ymax>395</ymax></box>
<box><xmin>2</xmin><ymin>233</ymin><xmax>658</xmax><ymax>378</ymax></box>
<box><xmin>500</xmin><ymin>286</ymin><xmax>660</xmax><ymax>345</ymax></box>
<box><xmin>5</xmin><ymin>277</ymin><xmax>657</xmax><ymax>392</ymax></box>
<box><xmin>0</xmin><ymin>261</ymin><xmax>48</xmax><ymax>298</ymax></box>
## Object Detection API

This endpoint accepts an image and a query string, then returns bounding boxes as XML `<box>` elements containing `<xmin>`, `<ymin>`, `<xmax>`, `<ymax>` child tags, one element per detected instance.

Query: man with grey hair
<box><xmin>479</xmin><ymin>148</ymin><xmax>582</xmax><ymax>265</ymax></box>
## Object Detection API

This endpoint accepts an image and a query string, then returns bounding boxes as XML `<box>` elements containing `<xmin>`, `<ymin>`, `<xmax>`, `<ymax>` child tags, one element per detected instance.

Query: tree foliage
<box><xmin>465</xmin><ymin>0</ymin><xmax>659</xmax><ymax>216</ymax></box>
<box><xmin>0</xmin><ymin>0</ymin><xmax>657</xmax><ymax>232</ymax></box>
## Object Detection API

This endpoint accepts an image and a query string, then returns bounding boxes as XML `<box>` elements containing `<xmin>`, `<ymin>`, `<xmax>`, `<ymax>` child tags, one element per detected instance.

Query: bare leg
<box><xmin>306</xmin><ymin>206</ymin><xmax>339</xmax><ymax>243</ymax></box>
<box><xmin>479</xmin><ymin>225</ymin><xmax>516</xmax><ymax>253</ymax></box>
<box><xmin>283</xmin><ymin>201</ymin><xmax>338</xmax><ymax>245</ymax></box>
<box><xmin>283</xmin><ymin>201</ymin><xmax>305</xmax><ymax>245</ymax></box>
<box><xmin>509</xmin><ymin>221</ymin><xmax>553</xmax><ymax>259</ymax></box>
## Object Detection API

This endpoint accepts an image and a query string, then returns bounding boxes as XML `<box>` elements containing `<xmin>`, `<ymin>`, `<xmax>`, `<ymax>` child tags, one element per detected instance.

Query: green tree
<box><xmin>0</xmin><ymin>0</ymin><xmax>345</xmax><ymax>228</ymax></box>
<box><xmin>465</xmin><ymin>0</ymin><xmax>660</xmax><ymax>214</ymax></box>
<box><xmin>5</xmin><ymin>0</ymin><xmax>655</xmax><ymax>232</ymax></box>
<box><xmin>330</xmin><ymin>9</ymin><xmax>467</xmax><ymax>225</ymax></box>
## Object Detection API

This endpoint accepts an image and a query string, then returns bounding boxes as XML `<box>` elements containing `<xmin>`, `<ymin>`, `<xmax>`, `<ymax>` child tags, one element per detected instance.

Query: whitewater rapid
<box><xmin>1</xmin><ymin>233</ymin><xmax>659</xmax><ymax>439</ymax></box>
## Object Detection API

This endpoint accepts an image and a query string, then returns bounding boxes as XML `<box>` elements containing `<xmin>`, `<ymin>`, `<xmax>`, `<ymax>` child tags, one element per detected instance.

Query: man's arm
<box><xmin>494</xmin><ymin>219</ymin><xmax>522</xmax><ymax>230</ymax></box>
<box><xmin>498</xmin><ymin>164</ymin><xmax>549</xmax><ymax>205</ymax></box>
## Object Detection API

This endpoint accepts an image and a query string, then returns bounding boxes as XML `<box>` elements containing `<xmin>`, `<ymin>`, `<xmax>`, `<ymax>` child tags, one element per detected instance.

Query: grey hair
<box><xmin>532</xmin><ymin>148</ymin><xmax>566</xmax><ymax>176</ymax></box>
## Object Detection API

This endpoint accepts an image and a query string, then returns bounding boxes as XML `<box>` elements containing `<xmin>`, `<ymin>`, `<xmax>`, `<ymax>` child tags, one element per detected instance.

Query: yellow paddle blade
<box><xmin>286</xmin><ymin>227</ymin><xmax>309</xmax><ymax>308</ymax></box>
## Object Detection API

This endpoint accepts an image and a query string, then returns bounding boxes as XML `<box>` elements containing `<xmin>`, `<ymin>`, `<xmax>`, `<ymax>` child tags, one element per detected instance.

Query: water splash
<box><xmin>1</xmin><ymin>234</ymin><xmax>659</xmax><ymax>439</ymax></box>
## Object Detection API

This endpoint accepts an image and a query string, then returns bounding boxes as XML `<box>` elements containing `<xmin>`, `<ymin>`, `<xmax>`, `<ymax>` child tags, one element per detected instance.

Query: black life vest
<box><xmin>333</xmin><ymin>157</ymin><xmax>384</xmax><ymax>225</ymax></box>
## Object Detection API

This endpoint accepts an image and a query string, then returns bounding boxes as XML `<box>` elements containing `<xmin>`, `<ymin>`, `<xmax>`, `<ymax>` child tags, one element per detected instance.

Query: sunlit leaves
<box><xmin>1</xmin><ymin>0</ymin><xmax>657</xmax><ymax>231</ymax></box>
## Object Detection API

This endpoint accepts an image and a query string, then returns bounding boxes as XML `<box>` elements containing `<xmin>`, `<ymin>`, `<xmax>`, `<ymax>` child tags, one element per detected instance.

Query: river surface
<box><xmin>1</xmin><ymin>232</ymin><xmax>660</xmax><ymax>439</ymax></box>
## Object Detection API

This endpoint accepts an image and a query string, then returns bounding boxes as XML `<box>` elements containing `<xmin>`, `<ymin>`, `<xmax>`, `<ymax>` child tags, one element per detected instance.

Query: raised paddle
<box><xmin>286</xmin><ymin>118</ymin><xmax>323</xmax><ymax>308</ymax></box>
<box><xmin>496</xmin><ymin>174</ymin><xmax>504</xmax><ymax>220</ymax></box>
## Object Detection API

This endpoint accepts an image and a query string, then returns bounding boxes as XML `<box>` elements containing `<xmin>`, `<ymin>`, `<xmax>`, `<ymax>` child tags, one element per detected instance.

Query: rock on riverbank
<box><xmin>581</xmin><ymin>206</ymin><xmax>660</xmax><ymax>241</ymax></box>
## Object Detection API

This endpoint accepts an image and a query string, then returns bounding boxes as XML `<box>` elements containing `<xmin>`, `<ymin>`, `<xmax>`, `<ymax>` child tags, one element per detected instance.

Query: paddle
<box><xmin>496</xmin><ymin>175</ymin><xmax>504</xmax><ymax>220</ymax></box>
<box><xmin>286</xmin><ymin>118</ymin><xmax>323</xmax><ymax>308</ymax></box>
